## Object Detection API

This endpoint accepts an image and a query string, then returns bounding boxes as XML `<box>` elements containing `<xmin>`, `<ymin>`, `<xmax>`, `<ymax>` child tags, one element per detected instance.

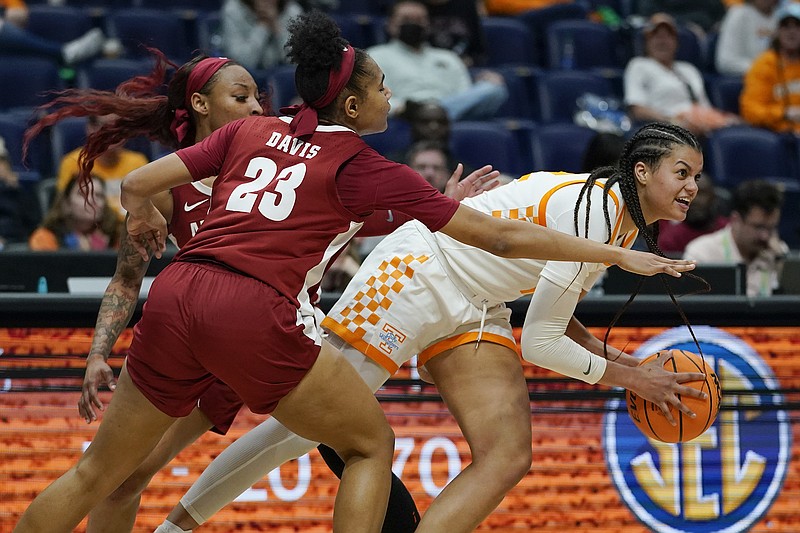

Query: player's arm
<box><xmin>565</xmin><ymin>316</ymin><xmax>637</xmax><ymax>368</ymax></box>
<box><xmin>79</xmin><ymin>226</ymin><xmax>151</xmax><ymax>423</ymax></box>
<box><xmin>122</xmin><ymin>154</ymin><xmax>193</xmax><ymax>260</ymax></box>
<box><xmin>438</xmin><ymin>204</ymin><xmax>695</xmax><ymax>277</ymax></box>
<box><xmin>522</xmin><ymin>277</ymin><xmax>705</xmax><ymax>424</ymax></box>
<box><xmin>79</xmin><ymin>190</ymin><xmax>172</xmax><ymax>423</ymax></box>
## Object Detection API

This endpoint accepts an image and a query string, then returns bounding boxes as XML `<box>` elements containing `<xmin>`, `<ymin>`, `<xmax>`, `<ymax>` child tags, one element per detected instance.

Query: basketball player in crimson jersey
<box><xmin>14</xmin><ymin>12</ymin><xmax>696</xmax><ymax>533</ymax></box>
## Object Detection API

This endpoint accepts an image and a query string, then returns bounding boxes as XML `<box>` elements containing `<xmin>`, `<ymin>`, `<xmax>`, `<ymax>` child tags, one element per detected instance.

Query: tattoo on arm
<box><xmin>88</xmin><ymin>232</ymin><xmax>151</xmax><ymax>360</ymax></box>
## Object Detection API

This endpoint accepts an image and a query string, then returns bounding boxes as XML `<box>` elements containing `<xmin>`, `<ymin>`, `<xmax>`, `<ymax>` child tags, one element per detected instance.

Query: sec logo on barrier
<box><xmin>604</xmin><ymin>326</ymin><xmax>791</xmax><ymax>533</ymax></box>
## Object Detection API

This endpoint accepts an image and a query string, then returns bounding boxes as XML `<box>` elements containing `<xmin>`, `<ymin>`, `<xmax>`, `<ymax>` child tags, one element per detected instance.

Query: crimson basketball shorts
<box><xmin>126</xmin><ymin>261</ymin><xmax>321</xmax><ymax>417</ymax></box>
<box><xmin>197</xmin><ymin>379</ymin><xmax>243</xmax><ymax>435</ymax></box>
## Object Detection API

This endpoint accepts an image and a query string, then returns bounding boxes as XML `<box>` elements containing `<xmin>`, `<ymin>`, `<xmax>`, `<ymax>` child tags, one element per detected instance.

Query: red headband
<box><xmin>170</xmin><ymin>57</ymin><xmax>232</xmax><ymax>144</ymax></box>
<box><xmin>282</xmin><ymin>46</ymin><xmax>356</xmax><ymax>139</ymax></box>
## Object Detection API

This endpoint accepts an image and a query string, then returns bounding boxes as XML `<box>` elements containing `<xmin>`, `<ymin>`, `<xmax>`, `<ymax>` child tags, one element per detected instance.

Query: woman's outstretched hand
<box><xmin>444</xmin><ymin>163</ymin><xmax>501</xmax><ymax>201</ymax></box>
<box><xmin>617</xmin><ymin>249</ymin><xmax>696</xmax><ymax>277</ymax></box>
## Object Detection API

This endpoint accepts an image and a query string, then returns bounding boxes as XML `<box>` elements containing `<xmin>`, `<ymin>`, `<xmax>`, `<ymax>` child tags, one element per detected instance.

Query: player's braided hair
<box><xmin>286</xmin><ymin>10</ymin><xmax>372</xmax><ymax>122</ymax></box>
<box><xmin>574</xmin><ymin>123</ymin><xmax>708</xmax><ymax>360</ymax></box>
<box><xmin>574</xmin><ymin>122</ymin><xmax>701</xmax><ymax>249</ymax></box>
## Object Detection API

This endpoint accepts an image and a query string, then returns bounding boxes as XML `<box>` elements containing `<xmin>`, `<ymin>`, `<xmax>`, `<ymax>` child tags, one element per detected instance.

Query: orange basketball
<box><xmin>626</xmin><ymin>349</ymin><xmax>721</xmax><ymax>443</ymax></box>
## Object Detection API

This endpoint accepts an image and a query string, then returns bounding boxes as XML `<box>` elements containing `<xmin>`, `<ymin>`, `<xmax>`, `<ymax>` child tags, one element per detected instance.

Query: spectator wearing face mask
<box><xmin>368</xmin><ymin>0</ymin><xmax>508</xmax><ymax>121</ymax></box>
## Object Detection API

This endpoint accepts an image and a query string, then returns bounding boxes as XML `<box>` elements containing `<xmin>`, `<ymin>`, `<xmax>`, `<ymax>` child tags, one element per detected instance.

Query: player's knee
<box><xmin>473</xmin><ymin>437</ymin><xmax>532</xmax><ymax>486</ymax></box>
<box><xmin>340</xmin><ymin>423</ymin><xmax>395</xmax><ymax>464</ymax></box>
<box><xmin>106</xmin><ymin>474</ymin><xmax>148</xmax><ymax>504</ymax></box>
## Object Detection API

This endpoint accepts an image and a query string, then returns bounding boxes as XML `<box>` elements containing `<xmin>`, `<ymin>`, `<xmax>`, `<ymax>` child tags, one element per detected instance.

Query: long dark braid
<box><xmin>575</xmin><ymin>123</ymin><xmax>709</xmax><ymax>362</ymax></box>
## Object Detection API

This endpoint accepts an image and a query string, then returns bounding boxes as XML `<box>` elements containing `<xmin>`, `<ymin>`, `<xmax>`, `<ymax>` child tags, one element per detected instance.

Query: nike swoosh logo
<box><xmin>386</xmin><ymin>210</ymin><xmax>394</xmax><ymax>222</ymax></box>
<box><xmin>582</xmin><ymin>357</ymin><xmax>592</xmax><ymax>375</ymax></box>
<box><xmin>184</xmin><ymin>199</ymin><xmax>209</xmax><ymax>211</ymax></box>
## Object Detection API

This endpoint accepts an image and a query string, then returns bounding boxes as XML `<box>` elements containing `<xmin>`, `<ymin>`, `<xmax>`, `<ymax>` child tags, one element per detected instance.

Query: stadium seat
<box><xmin>363</xmin><ymin>118</ymin><xmax>412</xmax><ymax>158</ymax></box>
<box><xmin>330</xmin><ymin>13</ymin><xmax>381</xmax><ymax>50</ymax></box>
<box><xmin>480</xmin><ymin>17</ymin><xmax>536</xmax><ymax>67</ymax></box>
<box><xmin>517</xmin><ymin>3</ymin><xmax>589</xmax><ymax>68</ymax></box>
<box><xmin>26</xmin><ymin>5</ymin><xmax>95</xmax><ymax>44</ymax></box>
<box><xmin>779</xmin><ymin>185</ymin><xmax>800</xmax><ymax>249</ymax></box>
<box><xmin>0</xmin><ymin>112</ymin><xmax>51</xmax><ymax>175</ymax></box>
<box><xmin>546</xmin><ymin>19</ymin><xmax>623</xmax><ymax>70</ymax></box>
<box><xmin>195</xmin><ymin>11</ymin><xmax>222</xmax><ymax>56</ymax></box>
<box><xmin>494</xmin><ymin>66</ymin><xmax>535</xmax><ymax>120</ymax></box>
<box><xmin>449</xmin><ymin>121</ymin><xmax>519</xmax><ymax>175</ymax></box>
<box><xmin>106</xmin><ymin>8</ymin><xmax>191</xmax><ymax>62</ymax></box>
<box><xmin>0</xmin><ymin>57</ymin><xmax>62</xmax><ymax>112</ymax></box>
<box><xmin>705</xmin><ymin>126</ymin><xmax>798</xmax><ymax>188</ymax></box>
<box><xmin>708</xmin><ymin>75</ymin><xmax>744</xmax><ymax>115</ymax></box>
<box><xmin>331</xmin><ymin>0</ymin><xmax>388</xmax><ymax>15</ymax></box>
<box><xmin>536</xmin><ymin>70</ymin><xmax>615</xmax><ymax>124</ymax></box>
<box><xmin>136</xmin><ymin>0</ymin><xmax>221</xmax><ymax>11</ymax></box>
<box><xmin>530</xmin><ymin>122</ymin><xmax>598</xmax><ymax>173</ymax></box>
<box><xmin>77</xmin><ymin>58</ymin><xmax>154</xmax><ymax>91</ymax></box>
<box><xmin>266</xmin><ymin>65</ymin><xmax>298</xmax><ymax>110</ymax></box>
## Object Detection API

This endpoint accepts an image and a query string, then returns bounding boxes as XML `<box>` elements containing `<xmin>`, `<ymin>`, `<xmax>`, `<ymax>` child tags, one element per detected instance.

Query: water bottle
<box><xmin>37</xmin><ymin>276</ymin><xmax>48</xmax><ymax>294</ymax></box>
<box><xmin>561</xmin><ymin>36</ymin><xmax>575</xmax><ymax>70</ymax></box>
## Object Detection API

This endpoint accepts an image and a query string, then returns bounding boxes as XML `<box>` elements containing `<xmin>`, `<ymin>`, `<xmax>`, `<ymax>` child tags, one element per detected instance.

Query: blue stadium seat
<box><xmin>0</xmin><ymin>112</ymin><xmax>52</xmax><ymax>175</ymax></box>
<box><xmin>546</xmin><ymin>19</ymin><xmax>623</xmax><ymax>70</ymax></box>
<box><xmin>195</xmin><ymin>11</ymin><xmax>222</xmax><ymax>56</ymax></box>
<box><xmin>536</xmin><ymin>70</ymin><xmax>615</xmax><ymax>124</ymax></box>
<box><xmin>480</xmin><ymin>17</ymin><xmax>536</xmax><ymax>67</ymax></box>
<box><xmin>705</xmin><ymin>126</ymin><xmax>798</xmax><ymax>188</ymax></box>
<box><xmin>779</xmin><ymin>185</ymin><xmax>800</xmax><ymax>249</ymax></box>
<box><xmin>494</xmin><ymin>66</ymin><xmax>535</xmax><ymax>120</ymax></box>
<box><xmin>136</xmin><ymin>0</ymin><xmax>221</xmax><ymax>11</ymax></box>
<box><xmin>530</xmin><ymin>122</ymin><xmax>597</xmax><ymax>173</ymax></box>
<box><xmin>0</xmin><ymin>57</ymin><xmax>62</xmax><ymax>112</ymax></box>
<box><xmin>106</xmin><ymin>8</ymin><xmax>192</xmax><ymax>62</ymax></box>
<box><xmin>330</xmin><ymin>13</ymin><xmax>381</xmax><ymax>50</ymax></box>
<box><xmin>266</xmin><ymin>65</ymin><xmax>298</xmax><ymax>110</ymax></box>
<box><xmin>517</xmin><ymin>3</ymin><xmax>589</xmax><ymax>68</ymax></box>
<box><xmin>707</xmin><ymin>75</ymin><xmax>744</xmax><ymax>115</ymax></box>
<box><xmin>494</xmin><ymin>118</ymin><xmax>537</xmax><ymax>173</ymax></box>
<box><xmin>449</xmin><ymin>121</ymin><xmax>519</xmax><ymax>175</ymax></box>
<box><xmin>77</xmin><ymin>58</ymin><xmax>154</xmax><ymax>91</ymax></box>
<box><xmin>363</xmin><ymin>118</ymin><xmax>412</xmax><ymax>159</ymax></box>
<box><xmin>330</xmin><ymin>0</ymin><xmax>388</xmax><ymax>15</ymax></box>
<box><xmin>26</xmin><ymin>5</ymin><xmax>95</xmax><ymax>44</ymax></box>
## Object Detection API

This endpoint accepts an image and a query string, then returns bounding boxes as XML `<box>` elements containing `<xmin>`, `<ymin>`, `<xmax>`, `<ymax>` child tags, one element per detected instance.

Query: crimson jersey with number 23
<box><xmin>174</xmin><ymin>115</ymin><xmax>457</xmax><ymax>309</ymax></box>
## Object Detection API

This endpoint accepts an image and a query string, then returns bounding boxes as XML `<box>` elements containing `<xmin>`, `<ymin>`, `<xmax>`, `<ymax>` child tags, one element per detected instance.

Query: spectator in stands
<box><xmin>740</xmin><ymin>2</ymin><xmax>800</xmax><ymax>133</ymax></box>
<box><xmin>406</xmin><ymin>139</ymin><xmax>453</xmax><ymax>192</ymax></box>
<box><xmin>29</xmin><ymin>174</ymin><xmax>122</xmax><ymax>251</ymax></box>
<box><xmin>406</xmin><ymin>99</ymin><xmax>451</xmax><ymax>144</ymax></box>
<box><xmin>0</xmin><ymin>0</ymin><xmax>107</xmax><ymax>65</ymax></box>
<box><xmin>220</xmin><ymin>0</ymin><xmax>304</xmax><ymax>71</ymax></box>
<box><xmin>684</xmin><ymin>179</ymin><xmax>787</xmax><ymax>296</ymax></box>
<box><xmin>368</xmin><ymin>0</ymin><xmax>507</xmax><ymax>120</ymax></box>
<box><xmin>623</xmin><ymin>13</ymin><xmax>739</xmax><ymax>137</ymax></box>
<box><xmin>0</xmin><ymin>136</ymin><xmax>39</xmax><ymax>247</ymax></box>
<box><xmin>421</xmin><ymin>0</ymin><xmax>488</xmax><ymax>66</ymax></box>
<box><xmin>659</xmin><ymin>173</ymin><xmax>729</xmax><ymax>256</ymax></box>
<box><xmin>56</xmin><ymin>114</ymin><xmax>149</xmax><ymax>216</ymax></box>
<box><xmin>1</xmin><ymin>0</ymin><xmax>28</xmax><ymax>29</ymax></box>
<box><xmin>715</xmin><ymin>0</ymin><xmax>778</xmax><ymax>75</ymax></box>
<box><xmin>638</xmin><ymin>0</ymin><xmax>727</xmax><ymax>34</ymax></box>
